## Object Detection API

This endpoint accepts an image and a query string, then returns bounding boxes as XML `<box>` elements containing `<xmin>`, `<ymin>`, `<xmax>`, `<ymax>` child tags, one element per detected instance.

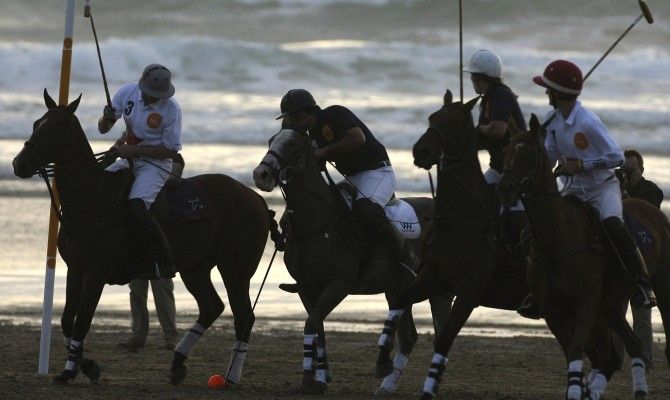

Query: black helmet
<box><xmin>276</xmin><ymin>89</ymin><xmax>317</xmax><ymax>120</ymax></box>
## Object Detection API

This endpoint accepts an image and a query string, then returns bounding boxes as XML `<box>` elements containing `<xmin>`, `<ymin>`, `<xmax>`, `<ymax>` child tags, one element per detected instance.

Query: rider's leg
<box><xmin>603</xmin><ymin>216</ymin><xmax>656</xmax><ymax>308</ymax></box>
<box><xmin>127</xmin><ymin>161</ymin><xmax>175</xmax><ymax>279</ymax></box>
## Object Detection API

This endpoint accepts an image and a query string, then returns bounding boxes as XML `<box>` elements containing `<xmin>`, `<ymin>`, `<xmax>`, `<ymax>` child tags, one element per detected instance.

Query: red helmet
<box><xmin>533</xmin><ymin>60</ymin><xmax>583</xmax><ymax>95</ymax></box>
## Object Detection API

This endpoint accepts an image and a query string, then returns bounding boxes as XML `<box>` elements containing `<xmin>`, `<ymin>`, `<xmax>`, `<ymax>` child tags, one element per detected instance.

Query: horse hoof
<box><xmin>301</xmin><ymin>377</ymin><xmax>327</xmax><ymax>395</ymax></box>
<box><xmin>419</xmin><ymin>391</ymin><xmax>434</xmax><ymax>400</ymax></box>
<box><xmin>81</xmin><ymin>358</ymin><xmax>101</xmax><ymax>383</ymax></box>
<box><xmin>374</xmin><ymin>387</ymin><xmax>395</xmax><ymax>396</ymax></box>
<box><xmin>53</xmin><ymin>369</ymin><xmax>77</xmax><ymax>385</ymax></box>
<box><xmin>169</xmin><ymin>364</ymin><xmax>187</xmax><ymax>385</ymax></box>
<box><xmin>634</xmin><ymin>391</ymin><xmax>648</xmax><ymax>400</ymax></box>
<box><xmin>375</xmin><ymin>361</ymin><xmax>393</xmax><ymax>379</ymax></box>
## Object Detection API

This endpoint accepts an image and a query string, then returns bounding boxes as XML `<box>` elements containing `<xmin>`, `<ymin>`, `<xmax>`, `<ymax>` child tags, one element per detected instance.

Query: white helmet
<box><xmin>463</xmin><ymin>50</ymin><xmax>502</xmax><ymax>78</ymax></box>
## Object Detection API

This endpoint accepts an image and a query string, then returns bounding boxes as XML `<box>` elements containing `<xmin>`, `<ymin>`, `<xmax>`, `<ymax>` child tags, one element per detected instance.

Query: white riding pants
<box><xmin>347</xmin><ymin>166</ymin><xmax>396</xmax><ymax>207</ymax></box>
<box><xmin>106</xmin><ymin>158</ymin><xmax>172</xmax><ymax>207</ymax></box>
<box><xmin>562</xmin><ymin>175</ymin><xmax>623</xmax><ymax>220</ymax></box>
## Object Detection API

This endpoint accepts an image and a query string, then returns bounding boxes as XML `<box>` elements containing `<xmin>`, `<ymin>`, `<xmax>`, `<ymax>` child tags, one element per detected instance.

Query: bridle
<box><xmin>501</xmin><ymin>137</ymin><xmax>566</xmax><ymax>202</ymax></box>
<box><xmin>425</xmin><ymin>105</ymin><xmax>494</xmax><ymax>216</ymax></box>
<box><xmin>22</xmin><ymin>112</ymin><xmax>117</xmax><ymax>223</ymax></box>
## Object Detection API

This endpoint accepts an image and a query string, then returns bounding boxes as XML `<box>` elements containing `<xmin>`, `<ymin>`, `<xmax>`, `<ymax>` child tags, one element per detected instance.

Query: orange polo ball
<box><xmin>208</xmin><ymin>374</ymin><xmax>226</xmax><ymax>389</ymax></box>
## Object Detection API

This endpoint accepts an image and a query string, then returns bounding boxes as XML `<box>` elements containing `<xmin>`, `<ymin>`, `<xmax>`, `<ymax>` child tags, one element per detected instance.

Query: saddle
<box><xmin>86</xmin><ymin>172</ymin><xmax>212</xmax><ymax>284</ymax></box>
<box><xmin>336</xmin><ymin>181</ymin><xmax>422</xmax><ymax>240</ymax></box>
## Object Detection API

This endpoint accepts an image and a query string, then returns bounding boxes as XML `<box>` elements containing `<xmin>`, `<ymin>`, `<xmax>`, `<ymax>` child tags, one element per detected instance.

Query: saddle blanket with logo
<box><xmin>165</xmin><ymin>179</ymin><xmax>212</xmax><ymax>227</ymax></box>
<box><xmin>623</xmin><ymin>211</ymin><xmax>656</xmax><ymax>254</ymax></box>
<box><xmin>339</xmin><ymin>188</ymin><xmax>421</xmax><ymax>240</ymax></box>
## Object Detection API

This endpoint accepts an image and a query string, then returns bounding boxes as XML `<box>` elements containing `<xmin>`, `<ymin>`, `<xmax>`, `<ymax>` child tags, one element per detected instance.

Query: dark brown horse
<box><xmin>12</xmin><ymin>90</ymin><xmax>274</xmax><ymax>386</ymax></box>
<box><xmin>252</xmin><ymin>127</ymin><xmax>452</xmax><ymax>395</ymax></box>
<box><xmin>383</xmin><ymin>92</ymin><xmax>628</xmax><ymax>400</ymax></box>
<box><xmin>496</xmin><ymin>114</ymin><xmax>669</xmax><ymax>400</ymax></box>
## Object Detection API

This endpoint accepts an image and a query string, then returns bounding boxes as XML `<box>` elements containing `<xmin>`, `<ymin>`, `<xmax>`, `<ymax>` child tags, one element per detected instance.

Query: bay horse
<box><xmin>252</xmin><ymin>127</ymin><xmax>452</xmax><ymax>395</ymax></box>
<box><xmin>496</xmin><ymin>114</ymin><xmax>670</xmax><ymax>399</ymax></box>
<box><xmin>383</xmin><ymin>91</ymin><xmax>623</xmax><ymax>400</ymax></box>
<box><xmin>12</xmin><ymin>90</ymin><xmax>275</xmax><ymax>386</ymax></box>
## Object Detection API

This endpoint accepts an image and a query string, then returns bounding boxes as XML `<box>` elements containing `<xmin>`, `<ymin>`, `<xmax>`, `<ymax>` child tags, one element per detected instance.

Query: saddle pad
<box><xmin>623</xmin><ymin>211</ymin><xmax>656</xmax><ymax>254</ymax></box>
<box><xmin>166</xmin><ymin>179</ymin><xmax>212</xmax><ymax>227</ymax></box>
<box><xmin>384</xmin><ymin>199</ymin><xmax>422</xmax><ymax>239</ymax></box>
<box><xmin>338</xmin><ymin>189</ymin><xmax>421</xmax><ymax>239</ymax></box>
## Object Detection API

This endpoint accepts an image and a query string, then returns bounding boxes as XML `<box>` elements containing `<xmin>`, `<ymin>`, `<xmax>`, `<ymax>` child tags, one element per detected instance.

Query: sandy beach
<box><xmin>1</xmin><ymin>316</ymin><xmax>668</xmax><ymax>400</ymax></box>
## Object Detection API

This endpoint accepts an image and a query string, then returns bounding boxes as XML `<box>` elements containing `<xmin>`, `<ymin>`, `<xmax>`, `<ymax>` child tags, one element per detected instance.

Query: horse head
<box><xmin>13</xmin><ymin>89</ymin><xmax>82</xmax><ymax>178</ymax></box>
<box><xmin>497</xmin><ymin>114</ymin><xmax>548</xmax><ymax>207</ymax></box>
<box><xmin>412</xmin><ymin>89</ymin><xmax>479</xmax><ymax>170</ymax></box>
<box><xmin>253</xmin><ymin>127</ymin><xmax>313</xmax><ymax>192</ymax></box>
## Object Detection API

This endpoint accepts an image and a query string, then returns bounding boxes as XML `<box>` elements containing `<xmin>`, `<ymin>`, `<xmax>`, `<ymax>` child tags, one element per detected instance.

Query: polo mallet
<box><xmin>84</xmin><ymin>0</ymin><xmax>112</xmax><ymax>108</ymax></box>
<box><xmin>458</xmin><ymin>0</ymin><xmax>464</xmax><ymax>102</ymax></box>
<box><xmin>583</xmin><ymin>0</ymin><xmax>654</xmax><ymax>81</ymax></box>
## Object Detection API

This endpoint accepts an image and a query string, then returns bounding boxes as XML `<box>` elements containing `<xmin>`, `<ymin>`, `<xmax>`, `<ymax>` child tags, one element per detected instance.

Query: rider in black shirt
<box><xmin>277</xmin><ymin>89</ymin><xmax>413</xmax><ymax>270</ymax></box>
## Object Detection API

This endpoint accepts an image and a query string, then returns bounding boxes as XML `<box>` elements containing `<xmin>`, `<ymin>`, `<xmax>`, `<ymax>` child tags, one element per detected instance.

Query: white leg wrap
<box><xmin>378</xmin><ymin>309</ymin><xmax>404</xmax><ymax>347</ymax></box>
<box><xmin>587</xmin><ymin>373</ymin><xmax>608</xmax><ymax>400</ymax></box>
<box><xmin>586</xmin><ymin>369</ymin><xmax>599</xmax><ymax>386</ymax></box>
<box><xmin>631</xmin><ymin>358</ymin><xmax>648</xmax><ymax>394</ymax></box>
<box><xmin>303</xmin><ymin>334</ymin><xmax>318</xmax><ymax>371</ymax></box>
<box><xmin>315</xmin><ymin>347</ymin><xmax>329</xmax><ymax>383</ymax></box>
<box><xmin>380</xmin><ymin>352</ymin><xmax>409</xmax><ymax>393</ymax></box>
<box><xmin>225</xmin><ymin>340</ymin><xmax>248</xmax><ymax>384</ymax></box>
<box><xmin>175</xmin><ymin>322</ymin><xmax>205</xmax><ymax>357</ymax></box>
<box><xmin>64</xmin><ymin>340</ymin><xmax>82</xmax><ymax>371</ymax></box>
<box><xmin>422</xmin><ymin>353</ymin><xmax>448</xmax><ymax>396</ymax></box>
<box><xmin>566</xmin><ymin>360</ymin><xmax>584</xmax><ymax>400</ymax></box>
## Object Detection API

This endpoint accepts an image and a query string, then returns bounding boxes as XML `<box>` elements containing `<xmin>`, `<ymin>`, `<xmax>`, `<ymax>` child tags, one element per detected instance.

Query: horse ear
<box><xmin>443</xmin><ymin>89</ymin><xmax>452</xmax><ymax>106</ymax></box>
<box><xmin>65</xmin><ymin>94</ymin><xmax>82</xmax><ymax>114</ymax></box>
<box><xmin>529</xmin><ymin>114</ymin><xmax>541</xmax><ymax>136</ymax></box>
<box><xmin>43</xmin><ymin>89</ymin><xmax>57</xmax><ymax>109</ymax></box>
<box><xmin>464</xmin><ymin>95</ymin><xmax>480</xmax><ymax>111</ymax></box>
<box><xmin>508</xmin><ymin>117</ymin><xmax>523</xmax><ymax>140</ymax></box>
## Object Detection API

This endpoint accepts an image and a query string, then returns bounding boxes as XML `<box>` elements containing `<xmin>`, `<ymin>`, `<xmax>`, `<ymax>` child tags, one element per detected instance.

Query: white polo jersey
<box><xmin>544</xmin><ymin>101</ymin><xmax>623</xmax><ymax>191</ymax></box>
<box><xmin>111</xmin><ymin>82</ymin><xmax>182</xmax><ymax>154</ymax></box>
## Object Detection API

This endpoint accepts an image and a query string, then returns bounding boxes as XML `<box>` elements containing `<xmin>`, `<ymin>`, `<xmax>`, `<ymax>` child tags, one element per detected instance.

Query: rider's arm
<box><xmin>317</xmin><ymin>126</ymin><xmax>366</xmax><ymax>159</ymax></box>
<box><xmin>580</xmin><ymin>120</ymin><xmax>624</xmax><ymax>171</ymax></box>
<box><xmin>477</xmin><ymin>121</ymin><xmax>508</xmax><ymax>139</ymax></box>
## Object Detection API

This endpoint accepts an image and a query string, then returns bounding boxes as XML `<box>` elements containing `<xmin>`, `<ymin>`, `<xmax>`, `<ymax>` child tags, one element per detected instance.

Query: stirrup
<box><xmin>517</xmin><ymin>294</ymin><xmax>542</xmax><ymax>320</ymax></box>
<box><xmin>631</xmin><ymin>283</ymin><xmax>656</xmax><ymax>309</ymax></box>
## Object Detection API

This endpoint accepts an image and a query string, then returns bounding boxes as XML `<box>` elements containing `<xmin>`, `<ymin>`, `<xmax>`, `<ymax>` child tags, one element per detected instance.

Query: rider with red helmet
<box><xmin>531</xmin><ymin>59</ymin><xmax>656</xmax><ymax>310</ymax></box>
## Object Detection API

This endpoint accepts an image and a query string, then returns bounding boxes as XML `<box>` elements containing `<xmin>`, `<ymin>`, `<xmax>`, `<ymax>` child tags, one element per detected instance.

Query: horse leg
<box><xmin>170</xmin><ymin>267</ymin><xmax>223</xmax><ymax>385</ymax></box>
<box><xmin>54</xmin><ymin>274</ymin><xmax>105</xmax><ymax>384</ymax></box>
<box><xmin>220</xmin><ymin>266</ymin><xmax>253</xmax><ymax>385</ymax></box>
<box><xmin>419</xmin><ymin>296</ymin><xmax>475</xmax><ymax>400</ymax></box>
<box><xmin>377</xmin><ymin>266</ymin><xmax>441</xmax><ymax>357</ymax></box>
<box><xmin>60</xmin><ymin>268</ymin><xmax>83</xmax><ymax>346</ymax></box>
<box><xmin>375</xmin><ymin>305</ymin><xmax>417</xmax><ymax>395</ymax></box>
<box><xmin>563</xmin><ymin>295</ymin><xmax>599</xmax><ymax>400</ymax></box>
<box><xmin>584</xmin><ymin>316</ymin><xmax>618</xmax><ymax>400</ymax></box>
<box><xmin>603</xmin><ymin>303</ymin><xmax>650</xmax><ymax>399</ymax></box>
<box><xmin>652</xmin><ymin>264</ymin><xmax>670</xmax><ymax>366</ymax></box>
<box><xmin>300</xmin><ymin>280</ymin><xmax>348</xmax><ymax>395</ymax></box>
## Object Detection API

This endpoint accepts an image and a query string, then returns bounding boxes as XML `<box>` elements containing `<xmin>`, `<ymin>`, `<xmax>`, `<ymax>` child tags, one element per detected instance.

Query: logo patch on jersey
<box><xmin>146</xmin><ymin>113</ymin><xmax>162</xmax><ymax>129</ymax></box>
<box><xmin>322</xmin><ymin>125</ymin><xmax>334</xmax><ymax>142</ymax></box>
<box><xmin>573</xmin><ymin>132</ymin><xmax>589</xmax><ymax>150</ymax></box>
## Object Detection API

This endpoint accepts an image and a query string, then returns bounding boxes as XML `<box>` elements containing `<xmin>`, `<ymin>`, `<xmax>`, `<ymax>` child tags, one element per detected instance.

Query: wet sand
<box><xmin>1</xmin><ymin>318</ymin><xmax>668</xmax><ymax>400</ymax></box>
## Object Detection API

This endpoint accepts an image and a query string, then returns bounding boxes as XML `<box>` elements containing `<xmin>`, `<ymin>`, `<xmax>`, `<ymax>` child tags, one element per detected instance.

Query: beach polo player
<box><xmin>98</xmin><ymin>64</ymin><xmax>182</xmax><ymax>280</ymax></box>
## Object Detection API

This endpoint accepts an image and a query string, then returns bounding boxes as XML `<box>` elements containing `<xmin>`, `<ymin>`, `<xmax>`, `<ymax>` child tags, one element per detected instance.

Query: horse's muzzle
<box><xmin>496</xmin><ymin>175</ymin><xmax>520</xmax><ymax>208</ymax></box>
<box><xmin>12</xmin><ymin>148</ymin><xmax>36</xmax><ymax>179</ymax></box>
<box><xmin>252</xmin><ymin>164</ymin><xmax>277</xmax><ymax>192</ymax></box>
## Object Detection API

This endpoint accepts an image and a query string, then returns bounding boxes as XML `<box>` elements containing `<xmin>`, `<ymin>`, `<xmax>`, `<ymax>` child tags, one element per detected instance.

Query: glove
<box><xmin>103</xmin><ymin>105</ymin><xmax>117</xmax><ymax>122</ymax></box>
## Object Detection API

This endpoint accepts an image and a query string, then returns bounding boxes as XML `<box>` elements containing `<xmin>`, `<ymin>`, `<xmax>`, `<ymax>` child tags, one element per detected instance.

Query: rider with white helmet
<box><xmin>464</xmin><ymin>49</ymin><xmax>526</xmax><ymax>184</ymax></box>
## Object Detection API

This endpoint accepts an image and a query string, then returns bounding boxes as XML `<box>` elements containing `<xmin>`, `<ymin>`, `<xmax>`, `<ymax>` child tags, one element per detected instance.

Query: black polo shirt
<box><xmin>309</xmin><ymin>105</ymin><xmax>389</xmax><ymax>176</ymax></box>
<box><xmin>628</xmin><ymin>177</ymin><xmax>664</xmax><ymax>208</ymax></box>
<box><xmin>478</xmin><ymin>84</ymin><xmax>526</xmax><ymax>172</ymax></box>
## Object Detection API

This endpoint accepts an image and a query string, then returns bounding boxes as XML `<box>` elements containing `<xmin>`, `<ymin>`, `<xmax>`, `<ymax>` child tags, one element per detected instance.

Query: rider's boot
<box><xmin>603</xmin><ymin>216</ymin><xmax>656</xmax><ymax>308</ymax></box>
<box><xmin>128</xmin><ymin>198</ymin><xmax>176</xmax><ymax>279</ymax></box>
<box><xmin>517</xmin><ymin>293</ymin><xmax>542</xmax><ymax>320</ymax></box>
<box><xmin>354</xmin><ymin>198</ymin><xmax>418</xmax><ymax>272</ymax></box>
